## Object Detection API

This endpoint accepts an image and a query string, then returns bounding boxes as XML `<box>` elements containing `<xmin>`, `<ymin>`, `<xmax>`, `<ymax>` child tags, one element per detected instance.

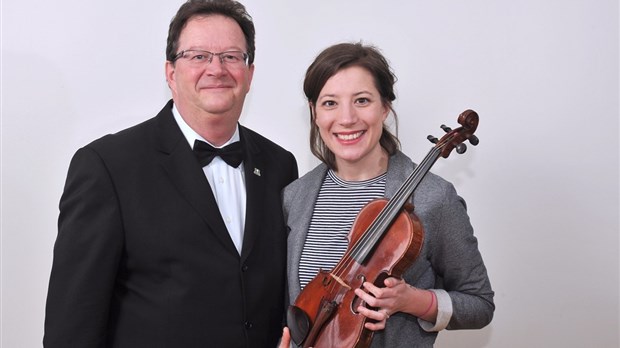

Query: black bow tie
<box><xmin>193</xmin><ymin>139</ymin><xmax>244</xmax><ymax>168</ymax></box>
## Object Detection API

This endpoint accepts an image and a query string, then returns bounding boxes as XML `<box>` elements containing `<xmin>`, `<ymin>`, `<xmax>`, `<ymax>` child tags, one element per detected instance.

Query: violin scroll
<box><xmin>427</xmin><ymin>109</ymin><xmax>479</xmax><ymax>158</ymax></box>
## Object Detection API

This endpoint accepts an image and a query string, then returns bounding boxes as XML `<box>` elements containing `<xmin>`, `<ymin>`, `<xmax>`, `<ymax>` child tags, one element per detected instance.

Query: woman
<box><xmin>281</xmin><ymin>42</ymin><xmax>494</xmax><ymax>347</ymax></box>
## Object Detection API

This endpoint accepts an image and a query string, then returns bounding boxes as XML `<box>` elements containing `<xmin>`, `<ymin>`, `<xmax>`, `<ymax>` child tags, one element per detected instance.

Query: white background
<box><xmin>2</xmin><ymin>0</ymin><xmax>618</xmax><ymax>347</ymax></box>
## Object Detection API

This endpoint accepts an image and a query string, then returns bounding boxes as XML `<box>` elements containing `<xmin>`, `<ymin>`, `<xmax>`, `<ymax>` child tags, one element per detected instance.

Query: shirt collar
<box><xmin>172</xmin><ymin>103</ymin><xmax>240</xmax><ymax>149</ymax></box>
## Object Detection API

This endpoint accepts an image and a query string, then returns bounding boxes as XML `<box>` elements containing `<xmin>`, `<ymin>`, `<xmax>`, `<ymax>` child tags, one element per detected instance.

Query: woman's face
<box><xmin>313</xmin><ymin>66</ymin><xmax>389</xmax><ymax>171</ymax></box>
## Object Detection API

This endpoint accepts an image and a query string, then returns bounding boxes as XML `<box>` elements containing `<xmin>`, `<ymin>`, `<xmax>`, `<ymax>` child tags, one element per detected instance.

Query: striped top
<box><xmin>298</xmin><ymin>169</ymin><xmax>387</xmax><ymax>289</ymax></box>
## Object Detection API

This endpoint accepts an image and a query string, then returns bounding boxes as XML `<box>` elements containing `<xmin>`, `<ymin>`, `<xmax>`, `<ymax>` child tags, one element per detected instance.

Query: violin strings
<box><xmin>330</xmin><ymin>145</ymin><xmax>443</xmax><ymax>284</ymax></box>
<box><xmin>351</xmin><ymin>147</ymin><xmax>440</xmax><ymax>258</ymax></box>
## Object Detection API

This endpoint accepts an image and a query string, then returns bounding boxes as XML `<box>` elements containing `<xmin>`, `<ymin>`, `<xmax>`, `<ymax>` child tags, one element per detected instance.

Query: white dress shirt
<box><xmin>172</xmin><ymin>104</ymin><xmax>246</xmax><ymax>255</ymax></box>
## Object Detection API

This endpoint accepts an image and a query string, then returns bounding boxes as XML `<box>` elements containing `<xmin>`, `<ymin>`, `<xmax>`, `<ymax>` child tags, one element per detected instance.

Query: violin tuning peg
<box><xmin>469</xmin><ymin>135</ymin><xmax>480</xmax><ymax>146</ymax></box>
<box><xmin>427</xmin><ymin>135</ymin><xmax>438</xmax><ymax>144</ymax></box>
<box><xmin>456</xmin><ymin>143</ymin><xmax>467</xmax><ymax>154</ymax></box>
<box><xmin>440</xmin><ymin>124</ymin><xmax>452</xmax><ymax>133</ymax></box>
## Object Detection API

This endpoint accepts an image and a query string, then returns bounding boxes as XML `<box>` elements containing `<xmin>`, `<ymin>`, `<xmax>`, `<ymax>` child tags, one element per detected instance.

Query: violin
<box><xmin>287</xmin><ymin>110</ymin><xmax>480</xmax><ymax>348</ymax></box>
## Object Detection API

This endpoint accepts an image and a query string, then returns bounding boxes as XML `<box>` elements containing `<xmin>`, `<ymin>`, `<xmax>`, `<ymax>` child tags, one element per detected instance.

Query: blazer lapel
<box><xmin>286</xmin><ymin>164</ymin><xmax>326</xmax><ymax>302</ymax></box>
<box><xmin>386</xmin><ymin>152</ymin><xmax>415</xmax><ymax>200</ymax></box>
<box><xmin>154</xmin><ymin>101</ymin><xmax>239</xmax><ymax>255</ymax></box>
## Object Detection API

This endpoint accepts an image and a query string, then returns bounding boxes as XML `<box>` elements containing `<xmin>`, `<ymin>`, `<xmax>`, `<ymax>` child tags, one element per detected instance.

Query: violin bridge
<box><xmin>329</xmin><ymin>273</ymin><xmax>351</xmax><ymax>290</ymax></box>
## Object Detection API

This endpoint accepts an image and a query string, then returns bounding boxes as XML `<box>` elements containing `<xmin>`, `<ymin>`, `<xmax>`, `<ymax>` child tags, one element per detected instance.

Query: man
<box><xmin>44</xmin><ymin>1</ymin><xmax>298</xmax><ymax>347</ymax></box>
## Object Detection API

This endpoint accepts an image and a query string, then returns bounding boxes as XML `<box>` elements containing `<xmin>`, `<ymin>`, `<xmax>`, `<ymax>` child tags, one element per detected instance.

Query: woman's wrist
<box><xmin>405</xmin><ymin>287</ymin><xmax>437</xmax><ymax>321</ymax></box>
<box><xmin>419</xmin><ymin>290</ymin><xmax>436</xmax><ymax>318</ymax></box>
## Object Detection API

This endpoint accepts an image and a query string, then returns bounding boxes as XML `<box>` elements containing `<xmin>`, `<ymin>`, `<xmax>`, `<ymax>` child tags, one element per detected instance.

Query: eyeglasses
<box><xmin>173</xmin><ymin>50</ymin><xmax>249</xmax><ymax>67</ymax></box>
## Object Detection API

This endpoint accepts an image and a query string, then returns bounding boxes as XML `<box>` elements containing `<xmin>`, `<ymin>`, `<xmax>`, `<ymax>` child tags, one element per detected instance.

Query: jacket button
<box><xmin>245</xmin><ymin>321</ymin><xmax>253</xmax><ymax>329</ymax></box>
<box><xmin>242</xmin><ymin>264</ymin><xmax>249</xmax><ymax>272</ymax></box>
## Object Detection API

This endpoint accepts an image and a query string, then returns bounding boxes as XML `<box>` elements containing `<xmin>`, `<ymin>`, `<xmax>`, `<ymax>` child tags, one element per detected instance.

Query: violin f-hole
<box><xmin>350</xmin><ymin>274</ymin><xmax>367</xmax><ymax>314</ymax></box>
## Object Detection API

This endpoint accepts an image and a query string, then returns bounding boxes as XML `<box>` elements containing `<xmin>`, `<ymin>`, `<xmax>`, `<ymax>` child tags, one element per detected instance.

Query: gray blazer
<box><xmin>283</xmin><ymin>151</ymin><xmax>494</xmax><ymax>347</ymax></box>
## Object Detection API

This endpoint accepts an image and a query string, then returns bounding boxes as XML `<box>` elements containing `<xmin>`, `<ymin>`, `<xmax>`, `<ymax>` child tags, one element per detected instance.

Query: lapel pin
<box><xmin>253</xmin><ymin>168</ymin><xmax>261</xmax><ymax>176</ymax></box>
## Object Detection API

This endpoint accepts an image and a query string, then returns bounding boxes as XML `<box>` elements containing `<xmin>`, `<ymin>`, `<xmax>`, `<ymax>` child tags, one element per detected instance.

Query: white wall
<box><xmin>2</xmin><ymin>0</ymin><xmax>618</xmax><ymax>347</ymax></box>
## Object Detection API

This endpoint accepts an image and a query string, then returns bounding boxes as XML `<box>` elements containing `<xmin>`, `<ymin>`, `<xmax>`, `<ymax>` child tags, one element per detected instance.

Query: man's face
<box><xmin>166</xmin><ymin>15</ymin><xmax>254</xmax><ymax>122</ymax></box>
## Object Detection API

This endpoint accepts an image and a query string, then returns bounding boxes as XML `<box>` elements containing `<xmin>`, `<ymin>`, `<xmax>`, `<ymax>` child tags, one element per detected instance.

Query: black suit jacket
<box><xmin>44</xmin><ymin>101</ymin><xmax>298</xmax><ymax>348</ymax></box>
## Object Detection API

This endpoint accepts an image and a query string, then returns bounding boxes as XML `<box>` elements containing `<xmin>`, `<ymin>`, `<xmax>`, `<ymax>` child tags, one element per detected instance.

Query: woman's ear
<box><xmin>309</xmin><ymin>102</ymin><xmax>317</xmax><ymax>123</ymax></box>
<box><xmin>382</xmin><ymin>103</ymin><xmax>390</xmax><ymax>121</ymax></box>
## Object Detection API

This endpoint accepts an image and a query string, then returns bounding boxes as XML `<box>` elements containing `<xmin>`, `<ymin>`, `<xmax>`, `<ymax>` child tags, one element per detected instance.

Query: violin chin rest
<box><xmin>287</xmin><ymin>305</ymin><xmax>310</xmax><ymax>346</ymax></box>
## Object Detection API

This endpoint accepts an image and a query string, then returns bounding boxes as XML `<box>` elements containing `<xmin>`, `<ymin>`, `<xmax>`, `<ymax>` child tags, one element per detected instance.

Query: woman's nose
<box><xmin>338</xmin><ymin>104</ymin><xmax>358</xmax><ymax>125</ymax></box>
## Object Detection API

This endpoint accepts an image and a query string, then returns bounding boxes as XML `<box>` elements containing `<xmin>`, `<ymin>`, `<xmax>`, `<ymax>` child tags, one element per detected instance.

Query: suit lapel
<box><xmin>154</xmin><ymin>101</ymin><xmax>239</xmax><ymax>255</ymax></box>
<box><xmin>238</xmin><ymin>127</ymin><xmax>265</xmax><ymax>261</ymax></box>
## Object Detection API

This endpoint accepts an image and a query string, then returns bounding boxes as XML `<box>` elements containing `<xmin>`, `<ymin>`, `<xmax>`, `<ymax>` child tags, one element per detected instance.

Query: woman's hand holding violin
<box><xmin>353</xmin><ymin>276</ymin><xmax>438</xmax><ymax>329</ymax></box>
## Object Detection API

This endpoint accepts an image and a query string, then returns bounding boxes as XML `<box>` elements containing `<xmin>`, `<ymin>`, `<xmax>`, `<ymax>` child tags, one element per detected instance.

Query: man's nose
<box><xmin>204</xmin><ymin>56</ymin><xmax>226</xmax><ymax>75</ymax></box>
